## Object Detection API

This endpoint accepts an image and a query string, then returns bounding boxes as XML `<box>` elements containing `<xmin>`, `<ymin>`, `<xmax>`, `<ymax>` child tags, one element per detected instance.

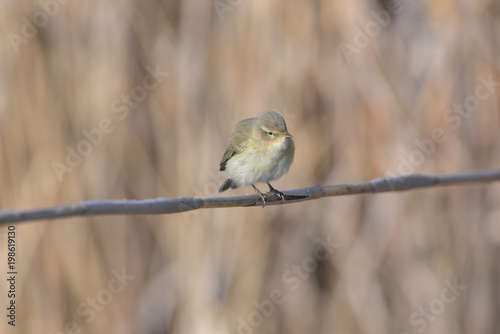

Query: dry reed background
<box><xmin>1</xmin><ymin>0</ymin><xmax>500</xmax><ymax>333</ymax></box>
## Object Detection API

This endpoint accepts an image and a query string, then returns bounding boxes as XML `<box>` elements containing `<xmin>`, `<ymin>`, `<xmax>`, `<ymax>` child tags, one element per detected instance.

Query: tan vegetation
<box><xmin>1</xmin><ymin>0</ymin><xmax>499</xmax><ymax>333</ymax></box>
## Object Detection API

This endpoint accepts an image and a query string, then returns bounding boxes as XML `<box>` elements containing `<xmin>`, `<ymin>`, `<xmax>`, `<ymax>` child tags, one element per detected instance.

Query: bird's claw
<box><xmin>267</xmin><ymin>183</ymin><xmax>286</xmax><ymax>203</ymax></box>
<box><xmin>253</xmin><ymin>183</ymin><xmax>287</xmax><ymax>207</ymax></box>
<box><xmin>252</xmin><ymin>184</ymin><xmax>267</xmax><ymax>208</ymax></box>
<box><xmin>270</xmin><ymin>189</ymin><xmax>285</xmax><ymax>202</ymax></box>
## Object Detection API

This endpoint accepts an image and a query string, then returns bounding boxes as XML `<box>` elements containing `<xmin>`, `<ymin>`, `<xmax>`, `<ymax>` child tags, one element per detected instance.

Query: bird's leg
<box><xmin>252</xmin><ymin>184</ymin><xmax>267</xmax><ymax>208</ymax></box>
<box><xmin>267</xmin><ymin>183</ymin><xmax>285</xmax><ymax>202</ymax></box>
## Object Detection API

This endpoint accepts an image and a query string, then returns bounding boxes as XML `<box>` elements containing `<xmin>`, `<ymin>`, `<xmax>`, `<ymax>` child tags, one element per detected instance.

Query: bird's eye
<box><xmin>267</xmin><ymin>131</ymin><xmax>273</xmax><ymax>136</ymax></box>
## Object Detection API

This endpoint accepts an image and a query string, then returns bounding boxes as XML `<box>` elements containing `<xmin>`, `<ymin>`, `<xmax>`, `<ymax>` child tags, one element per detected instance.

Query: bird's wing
<box><xmin>219</xmin><ymin>118</ymin><xmax>254</xmax><ymax>171</ymax></box>
<box><xmin>219</xmin><ymin>147</ymin><xmax>237</xmax><ymax>171</ymax></box>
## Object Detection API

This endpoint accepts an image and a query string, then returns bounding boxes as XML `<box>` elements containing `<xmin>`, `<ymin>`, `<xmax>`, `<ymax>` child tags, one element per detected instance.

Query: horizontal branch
<box><xmin>1</xmin><ymin>169</ymin><xmax>499</xmax><ymax>225</ymax></box>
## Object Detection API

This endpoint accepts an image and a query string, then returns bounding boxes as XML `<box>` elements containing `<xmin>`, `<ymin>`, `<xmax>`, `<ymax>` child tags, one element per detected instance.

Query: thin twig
<box><xmin>1</xmin><ymin>169</ymin><xmax>499</xmax><ymax>224</ymax></box>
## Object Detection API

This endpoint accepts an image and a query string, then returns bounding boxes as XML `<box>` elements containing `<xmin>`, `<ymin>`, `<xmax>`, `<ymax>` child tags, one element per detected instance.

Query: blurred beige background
<box><xmin>1</xmin><ymin>0</ymin><xmax>500</xmax><ymax>333</ymax></box>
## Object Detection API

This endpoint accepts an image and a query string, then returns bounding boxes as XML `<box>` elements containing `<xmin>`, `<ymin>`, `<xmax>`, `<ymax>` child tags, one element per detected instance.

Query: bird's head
<box><xmin>255</xmin><ymin>111</ymin><xmax>293</xmax><ymax>150</ymax></box>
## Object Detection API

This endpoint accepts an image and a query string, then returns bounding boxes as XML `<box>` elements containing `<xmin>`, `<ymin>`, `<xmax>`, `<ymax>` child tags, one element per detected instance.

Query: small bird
<box><xmin>218</xmin><ymin>111</ymin><xmax>295</xmax><ymax>206</ymax></box>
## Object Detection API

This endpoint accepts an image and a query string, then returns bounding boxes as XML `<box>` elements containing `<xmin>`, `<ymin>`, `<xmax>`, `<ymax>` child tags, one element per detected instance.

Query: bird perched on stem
<box><xmin>218</xmin><ymin>111</ymin><xmax>295</xmax><ymax>207</ymax></box>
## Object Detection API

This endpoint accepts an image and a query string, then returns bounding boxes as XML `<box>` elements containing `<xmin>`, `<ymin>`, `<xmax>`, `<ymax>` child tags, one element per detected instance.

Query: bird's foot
<box><xmin>252</xmin><ymin>184</ymin><xmax>267</xmax><ymax>208</ymax></box>
<box><xmin>267</xmin><ymin>183</ymin><xmax>285</xmax><ymax>202</ymax></box>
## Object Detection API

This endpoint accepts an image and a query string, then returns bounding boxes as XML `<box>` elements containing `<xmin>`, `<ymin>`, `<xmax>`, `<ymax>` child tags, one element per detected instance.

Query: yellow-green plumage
<box><xmin>219</xmin><ymin>111</ymin><xmax>294</xmax><ymax>197</ymax></box>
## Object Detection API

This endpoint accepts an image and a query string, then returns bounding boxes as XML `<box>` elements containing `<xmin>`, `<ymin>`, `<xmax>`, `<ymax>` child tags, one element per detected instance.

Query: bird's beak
<box><xmin>283</xmin><ymin>132</ymin><xmax>293</xmax><ymax>138</ymax></box>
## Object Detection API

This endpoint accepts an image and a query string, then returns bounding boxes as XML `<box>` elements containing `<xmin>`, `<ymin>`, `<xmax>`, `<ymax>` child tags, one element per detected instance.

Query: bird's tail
<box><xmin>219</xmin><ymin>179</ymin><xmax>235</xmax><ymax>192</ymax></box>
